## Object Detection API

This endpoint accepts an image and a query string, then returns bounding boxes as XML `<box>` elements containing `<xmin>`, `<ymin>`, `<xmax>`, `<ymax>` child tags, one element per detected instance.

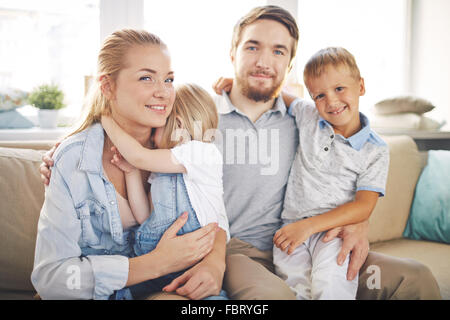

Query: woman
<box><xmin>31</xmin><ymin>29</ymin><xmax>226</xmax><ymax>300</ymax></box>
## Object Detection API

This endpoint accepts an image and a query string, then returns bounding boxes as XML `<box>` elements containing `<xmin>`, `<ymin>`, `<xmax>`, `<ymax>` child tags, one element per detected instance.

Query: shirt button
<box><xmin>110</xmin><ymin>201</ymin><xmax>115</xmax><ymax>205</ymax></box>
<box><xmin>324</xmin><ymin>147</ymin><xmax>329</xmax><ymax>151</ymax></box>
<box><xmin>330</xmin><ymin>134</ymin><xmax>334</xmax><ymax>139</ymax></box>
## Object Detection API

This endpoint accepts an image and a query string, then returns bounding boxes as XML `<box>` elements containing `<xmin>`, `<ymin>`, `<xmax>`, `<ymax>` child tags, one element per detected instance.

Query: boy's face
<box><xmin>231</xmin><ymin>19</ymin><xmax>293</xmax><ymax>102</ymax></box>
<box><xmin>306</xmin><ymin>65</ymin><xmax>365</xmax><ymax>137</ymax></box>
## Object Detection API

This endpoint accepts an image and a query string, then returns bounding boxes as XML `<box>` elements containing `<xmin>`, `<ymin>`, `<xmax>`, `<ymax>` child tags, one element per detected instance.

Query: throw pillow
<box><xmin>0</xmin><ymin>87</ymin><xmax>29</xmax><ymax>113</ymax></box>
<box><xmin>373</xmin><ymin>96</ymin><xmax>435</xmax><ymax>115</ymax></box>
<box><xmin>403</xmin><ymin>150</ymin><xmax>450</xmax><ymax>243</ymax></box>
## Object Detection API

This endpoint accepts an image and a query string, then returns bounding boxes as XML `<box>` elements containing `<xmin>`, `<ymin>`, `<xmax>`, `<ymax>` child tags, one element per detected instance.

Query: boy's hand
<box><xmin>212</xmin><ymin>77</ymin><xmax>233</xmax><ymax>95</ymax></box>
<box><xmin>273</xmin><ymin>219</ymin><xmax>314</xmax><ymax>255</ymax></box>
<box><xmin>110</xmin><ymin>146</ymin><xmax>136</xmax><ymax>173</ymax></box>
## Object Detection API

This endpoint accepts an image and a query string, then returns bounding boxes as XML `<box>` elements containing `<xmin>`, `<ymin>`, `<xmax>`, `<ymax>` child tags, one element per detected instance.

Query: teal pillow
<box><xmin>403</xmin><ymin>150</ymin><xmax>450</xmax><ymax>243</ymax></box>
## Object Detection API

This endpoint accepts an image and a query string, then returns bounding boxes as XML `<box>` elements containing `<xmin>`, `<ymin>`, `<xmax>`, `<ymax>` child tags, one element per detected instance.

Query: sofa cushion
<box><xmin>368</xmin><ymin>135</ymin><xmax>422</xmax><ymax>243</ymax></box>
<box><xmin>371</xmin><ymin>239</ymin><xmax>450</xmax><ymax>299</ymax></box>
<box><xmin>0</xmin><ymin>147</ymin><xmax>46</xmax><ymax>294</ymax></box>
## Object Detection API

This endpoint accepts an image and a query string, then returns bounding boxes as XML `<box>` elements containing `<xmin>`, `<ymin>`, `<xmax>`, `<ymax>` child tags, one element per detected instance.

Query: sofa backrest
<box><xmin>0</xmin><ymin>146</ymin><xmax>47</xmax><ymax>297</ymax></box>
<box><xmin>368</xmin><ymin>135</ymin><xmax>423</xmax><ymax>243</ymax></box>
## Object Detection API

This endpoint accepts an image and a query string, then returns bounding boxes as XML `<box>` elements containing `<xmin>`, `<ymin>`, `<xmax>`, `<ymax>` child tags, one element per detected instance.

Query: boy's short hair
<box><xmin>303</xmin><ymin>47</ymin><xmax>361</xmax><ymax>83</ymax></box>
<box><xmin>231</xmin><ymin>5</ymin><xmax>299</xmax><ymax>66</ymax></box>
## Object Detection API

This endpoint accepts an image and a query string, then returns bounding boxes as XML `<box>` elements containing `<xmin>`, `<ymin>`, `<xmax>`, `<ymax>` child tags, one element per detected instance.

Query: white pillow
<box><xmin>370</xmin><ymin>113</ymin><xmax>444</xmax><ymax>130</ymax></box>
<box><xmin>373</xmin><ymin>95</ymin><xmax>435</xmax><ymax>115</ymax></box>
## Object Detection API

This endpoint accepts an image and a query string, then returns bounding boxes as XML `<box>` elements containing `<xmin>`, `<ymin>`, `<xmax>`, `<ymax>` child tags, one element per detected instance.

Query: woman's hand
<box><xmin>162</xmin><ymin>230</ymin><xmax>227</xmax><ymax>300</ymax></box>
<box><xmin>154</xmin><ymin>212</ymin><xmax>218</xmax><ymax>275</ymax></box>
<box><xmin>322</xmin><ymin>220</ymin><xmax>370</xmax><ymax>281</ymax></box>
<box><xmin>127</xmin><ymin>212</ymin><xmax>218</xmax><ymax>287</ymax></box>
<box><xmin>162</xmin><ymin>259</ymin><xmax>224</xmax><ymax>300</ymax></box>
<box><xmin>212</xmin><ymin>77</ymin><xmax>233</xmax><ymax>95</ymax></box>
<box><xmin>39</xmin><ymin>142</ymin><xmax>59</xmax><ymax>185</ymax></box>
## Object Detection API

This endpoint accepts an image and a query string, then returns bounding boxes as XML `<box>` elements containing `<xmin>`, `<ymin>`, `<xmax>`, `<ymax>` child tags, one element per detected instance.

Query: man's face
<box><xmin>231</xmin><ymin>19</ymin><xmax>293</xmax><ymax>102</ymax></box>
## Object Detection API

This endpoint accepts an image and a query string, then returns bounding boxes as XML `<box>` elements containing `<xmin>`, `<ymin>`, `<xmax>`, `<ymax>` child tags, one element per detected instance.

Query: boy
<box><xmin>273</xmin><ymin>47</ymin><xmax>390</xmax><ymax>299</ymax></box>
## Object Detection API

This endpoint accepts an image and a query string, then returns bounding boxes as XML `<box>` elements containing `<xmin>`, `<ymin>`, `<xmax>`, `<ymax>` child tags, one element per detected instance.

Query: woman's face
<box><xmin>109</xmin><ymin>44</ymin><xmax>175</xmax><ymax>132</ymax></box>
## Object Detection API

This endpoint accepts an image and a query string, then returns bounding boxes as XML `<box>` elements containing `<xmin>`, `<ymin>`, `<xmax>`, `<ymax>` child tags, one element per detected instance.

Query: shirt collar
<box><xmin>78</xmin><ymin>122</ymin><xmax>105</xmax><ymax>173</ymax></box>
<box><xmin>318</xmin><ymin>112</ymin><xmax>373</xmax><ymax>151</ymax></box>
<box><xmin>217</xmin><ymin>91</ymin><xmax>287</xmax><ymax>117</ymax></box>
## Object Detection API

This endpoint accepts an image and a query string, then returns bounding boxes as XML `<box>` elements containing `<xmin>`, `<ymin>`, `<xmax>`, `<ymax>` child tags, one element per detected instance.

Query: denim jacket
<box><xmin>31</xmin><ymin>123</ymin><xmax>136</xmax><ymax>300</ymax></box>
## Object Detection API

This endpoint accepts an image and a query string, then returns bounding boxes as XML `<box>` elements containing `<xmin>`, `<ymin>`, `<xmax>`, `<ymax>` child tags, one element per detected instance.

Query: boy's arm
<box><xmin>101</xmin><ymin>116</ymin><xmax>186</xmax><ymax>173</ymax></box>
<box><xmin>274</xmin><ymin>190</ymin><xmax>379</xmax><ymax>254</ymax></box>
<box><xmin>124</xmin><ymin>170</ymin><xmax>151</xmax><ymax>224</ymax></box>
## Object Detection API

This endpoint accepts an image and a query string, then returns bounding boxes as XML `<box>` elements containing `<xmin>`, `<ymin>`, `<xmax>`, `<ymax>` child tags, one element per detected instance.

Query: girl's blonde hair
<box><xmin>70</xmin><ymin>29</ymin><xmax>165</xmax><ymax>136</ymax></box>
<box><xmin>159</xmin><ymin>83</ymin><xmax>218</xmax><ymax>149</ymax></box>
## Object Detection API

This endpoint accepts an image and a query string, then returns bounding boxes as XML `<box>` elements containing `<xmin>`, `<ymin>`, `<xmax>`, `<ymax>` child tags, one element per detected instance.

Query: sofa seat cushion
<box><xmin>371</xmin><ymin>238</ymin><xmax>450</xmax><ymax>299</ymax></box>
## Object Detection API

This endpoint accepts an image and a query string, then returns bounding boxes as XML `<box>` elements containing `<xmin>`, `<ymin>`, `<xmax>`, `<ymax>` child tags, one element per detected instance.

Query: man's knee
<box><xmin>224</xmin><ymin>253</ymin><xmax>296</xmax><ymax>300</ymax></box>
<box><xmin>357</xmin><ymin>252</ymin><xmax>441</xmax><ymax>300</ymax></box>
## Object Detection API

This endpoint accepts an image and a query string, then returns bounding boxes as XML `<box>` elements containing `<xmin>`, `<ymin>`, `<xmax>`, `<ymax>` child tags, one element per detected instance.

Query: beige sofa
<box><xmin>0</xmin><ymin>136</ymin><xmax>448</xmax><ymax>300</ymax></box>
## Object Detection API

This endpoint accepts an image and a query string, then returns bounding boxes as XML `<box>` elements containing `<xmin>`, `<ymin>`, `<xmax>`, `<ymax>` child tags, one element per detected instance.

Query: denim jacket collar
<box><xmin>78</xmin><ymin>123</ymin><xmax>105</xmax><ymax>174</ymax></box>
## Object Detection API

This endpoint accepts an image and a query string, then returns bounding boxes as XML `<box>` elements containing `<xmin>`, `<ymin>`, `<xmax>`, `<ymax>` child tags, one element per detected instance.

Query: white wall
<box><xmin>411</xmin><ymin>0</ymin><xmax>450</xmax><ymax>126</ymax></box>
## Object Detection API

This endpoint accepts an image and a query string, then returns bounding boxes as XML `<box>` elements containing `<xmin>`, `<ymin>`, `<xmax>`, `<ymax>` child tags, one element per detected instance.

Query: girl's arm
<box><xmin>101</xmin><ymin>116</ymin><xmax>186</xmax><ymax>174</ymax></box>
<box><xmin>274</xmin><ymin>190</ymin><xmax>379</xmax><ymax>254</ymax></box>
<box><xmin>110</xmin><ymin>148</ymin><xmax>150</xmax><ymax>224</ymax></box>
<box><xmin>124</xmin><ymin>170</ymin><xmax>150</xmax><ymax>224</ymax></box>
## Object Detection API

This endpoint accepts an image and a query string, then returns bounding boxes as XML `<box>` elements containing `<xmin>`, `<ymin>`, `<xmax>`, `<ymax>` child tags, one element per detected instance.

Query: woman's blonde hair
<box><xmin>70</xmin><ymin>29</ymin><xmax>165</xmax><ymax>136</ymax></box>
<box><xmin>159</xmin><ymin>83</ymin><xmax>218</xmax><ymax>149</ymax></box>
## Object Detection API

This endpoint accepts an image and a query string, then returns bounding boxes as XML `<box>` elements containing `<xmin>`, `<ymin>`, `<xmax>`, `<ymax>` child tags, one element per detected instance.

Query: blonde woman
<box><xmin>31</xmin><ymin>30</ymin><xmax>223</xmax><ymax>300</ymax></box>
<box><xmin>100</xmin><ymin>83</ymin><xmax>229</xmax><ymax>299</ymax></box>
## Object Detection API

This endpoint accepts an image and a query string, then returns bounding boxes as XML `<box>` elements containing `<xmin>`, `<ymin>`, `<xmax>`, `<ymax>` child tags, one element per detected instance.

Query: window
<box><xmin>0</xmin><ymin>0</ymin><xmax>99</xmax><ymax>121</ymax></box>
<box><xmin>143</xmin><ymin>0</ymin><xmax>265</xmax><ymax>94</ymax></box>
<box><xmin>296</xmin><ymin>0</ymin><xmax>409</xmax><ymax>111</ymax></box>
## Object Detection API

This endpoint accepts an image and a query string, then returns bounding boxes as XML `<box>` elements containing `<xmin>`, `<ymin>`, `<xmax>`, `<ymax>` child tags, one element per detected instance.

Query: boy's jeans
<box><xmin>111</xmin><ymin>173</ymin><xmax>227</xmax><ymax>300</ymax></box>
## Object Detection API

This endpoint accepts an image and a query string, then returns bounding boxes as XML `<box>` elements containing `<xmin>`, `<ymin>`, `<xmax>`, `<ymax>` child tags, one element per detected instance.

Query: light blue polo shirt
<box><xmin>282</xmin><ymin>98</ymin><xmax>390</xmax><ymax>221</ymax></box>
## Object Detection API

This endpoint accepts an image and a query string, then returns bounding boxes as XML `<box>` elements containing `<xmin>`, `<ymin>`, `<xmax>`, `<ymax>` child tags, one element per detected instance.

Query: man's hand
<box><xmin>322</xmin><ymin>220</ymin><xmax>370</xmax><ymax>281</ymax></box>
<box><xmin>273</xmin><ymin>219</ymin><xmax>314</xmax><ymax>255</ymax></box>
<box><xmin>40</xmin><ymin>142</ymin><xmax>60</xmax><ymax>185</ymax></box>
<box><xmin>212</xmin><ymin>77</ymin><xmax>233</xmax><ymax>95</ymax></box>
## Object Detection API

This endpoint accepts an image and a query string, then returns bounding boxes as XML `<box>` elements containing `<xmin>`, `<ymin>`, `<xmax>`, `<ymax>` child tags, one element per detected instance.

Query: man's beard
<box><xmin>236</xmin><ymin>72</ymin><xmax>284</xmax><ymax>103</ymax></box>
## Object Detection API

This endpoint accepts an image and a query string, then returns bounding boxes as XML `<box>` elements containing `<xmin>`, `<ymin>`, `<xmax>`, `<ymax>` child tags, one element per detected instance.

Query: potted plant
<box><xmin>28</xmin><ymin>84</ymin><xmax>65</xmax><ymax>128</ymax></box>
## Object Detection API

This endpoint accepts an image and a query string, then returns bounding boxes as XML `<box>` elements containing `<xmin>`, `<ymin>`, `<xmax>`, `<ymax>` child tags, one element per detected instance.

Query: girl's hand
<box><xmin>273</xmin><ymin>219</ymin><xmax>314</xmax><ymax>255</ymax></box>
<box><xmin>110</xmin><ymin>146</ymin><xmax>136</xmax><ymax>173</ymax></box>
<box><xmin>212</xmin><ymin>77</ymin><xmax>233</xmax><ymax>95</ymax></box>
